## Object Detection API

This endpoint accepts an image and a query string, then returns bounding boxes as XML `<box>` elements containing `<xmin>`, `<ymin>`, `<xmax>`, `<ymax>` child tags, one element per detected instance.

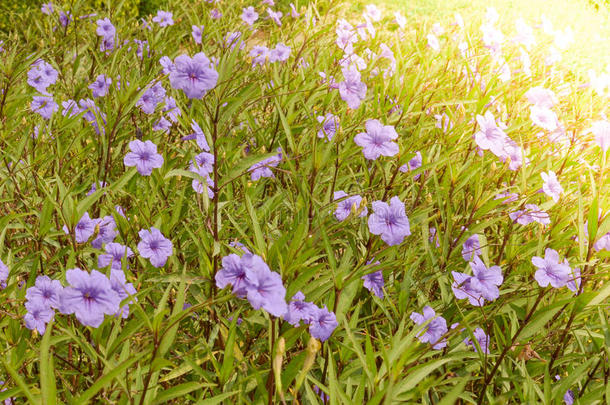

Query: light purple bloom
<box><xmin>59</xmin><ymin>10</ymin><xmax>72</xmax><ymax>27</ymax></box>
<box><xmin>462</xmin><ymin>234</ymin><xmax>481</xmax><ymax>261</ymax></box>
<box><xmin>464</xmin><ymin>327</ymin><xmax>490</xmax><ymax>354</ymax></box>
<box><xmin>509</xmin><ymin>204</ymin><xmax>550</xmax><ymax>226</ymax></box>
<box><xmin>74</xmin><ymin>212</ymin><xmax>100</xmax><ymax>243</ymax></box>
<box><xmin>249</xmin><ymin>46</ymin><xmax>269</xmax><ymax>66</ymax></box>
<box><xmin>474</xmin><ymin>111</ymin><xmax>507</xmax><ymax>156</ymax></box>
<box><xmin>98</xmin><ymin>242</ymin><xmax>134</xmax><ymax>270</ymax></box>
<box><xmin>152</xmin><ymin>10</ymin><xmax>174</xmax><ymax>27</ymax></box>
<box><xmin>41</xmin><ymin>2</ymin><xmax>54</xmax><ymax>15</ymax></box>
<box><xmin>216</xmin><ymin>253</ymin><xmax>249</xmax><ymax>297</ymax></box>
<box><xmin>410</xmin><ymin>306</ymin><xmax>448</xmax><ymax>349</ymax></box>
<box><xmin>123</xmin><ymin>140</ymin><xmax>164</xmax><ymax>176</ymax></box>
<box><xmin>566</xmin><ymin>266</ymin><xmax>581</xmax><ymax>293</ymax></box>
<box><xmin>152</xmin><ymin>117</ymin><xmax>171</xmax><ymax>133</ymax></box>
<box><xmin>192</xmin><ymin>25</ymin><xmax>204</xmax><ymax>44</ymax></box>
<box><xmin>25</xmin><ymin>275</ymin><xmax>63</xmax><ymax>309</ymax></box>
<box><xmin>0</xmin><ymin>259</ymin><xmax>8</xmax><ymax>289</ymax></box>
<box><xmin>564</xmin><ymin>389</ymin><xmax>575</xmax><ymax>405</ymax></box>
<box><xmin>338</xmin><ymin>68</ymin><xmax>367</xmax><ymax>109</ymax></box>
<box><xmin>267</xmin><ymin>8</ymin><xmax>282</xmax><ymax>26</ymax></box>
<box><xmin>137</xmin><ymin>81</ymin><xmax>166</xmax><ymax>114</ymax></box>
<box><xmin>243</xmin><ymin>259</ymin><xmax>287</xmax><ymax>317</ymax></box>
<box><xmin>158</xmin><ymin>57</ymin><xmax>175</xmax><ymax>75</ymax></box>
<box><xmin>60</xmin><ymin>268</ymin><xmax>120</xmax><ymax>327</ymax></box>
<box><xmin>333</xmin><ymin>191</ymin><xmax>367</xmax><ymax>221</ymax></box>
<box><xmin>62</xmin><ymin>99</ymin><xmax>81</xmax><ymax>117</ymax></box>
<box><xmin>109</xmin><ymin>269</ymin><xmax>137</xmax><ymax>318</ymax></box>
<box><xmin>269</xmin><ymin>43</ymin><xmax>290</xmax><ymax>62</ymax></box>
<box><xmin>589</xmin><ymin>120</ymin><xmax>610</xmax><ymax>153</ymax></box>
<box><xmin>169</xmin><ymin>53</ymin><xmax>219</xmax><ymax>99</ymax></box>
<box><xmin>31</xmin><ymin>96</ymin><xmax>58</xmax><ymax>119</ymax></box>
<box><xmin>284</xmin><ymin>291</ymin><xmax>317</xmax><ymax>326</ymax></box>
<box><xmin>525</xmin><ymin>86</ymin><xmax>557</xmax><ymax>109</ymax></box>
<box><xmin>290</xmin><ymin>3</ymin><xmax>299</xmax><ymax>18</ymax></box>
<box><xmin>399</xmin><ymin>151</ymin><xmax>423</xmax><ymax>179</ymax></box>
<box><xmin>87</xmin><ymin>181</ymin><xmax>107</xmax><ymax>196</ymax></box>
<box><xmin>190</xmin><ymin>166</ymin><xmax>215</xmax><ymax>198</ymax></box>
<box><xmin>27</xmin><ymin>60</ymin><xmax>58</xmax><ymax>93</ymax></box>
<box><xmin>89</xmin><ymin>74</ymin><xmax>112</xmax><ymax>98</ymax></box>
<box><xmin>317</xmin><ymin>113</ymin><xmax>339</xmax><ymax>141</ymax></box>
<box><xmin>541</xmin><ymin>170</ymin><xmax>563</xmax><ymax>202</ymax></box>
<box><xmin>452</xmin><ymin>257</ymin><xmax>503</xmax><ymax>306</ymax></box>
<box><xmin>91</xmin><ymin>215</ymin><xmax>117</xmax><ymax>248</ymax></box>
<box><xmin>362</xmin><ymin>270</ymin><xmax>384</xmax><ymax>298</ymax></box>
<box><xmin>96</xmin><ymin>17</ymin><xmax>115</xmax><ymax>38</ymax></box>
<box><xmin>532</xmin><ymin>248</ymin><xmax>571</xmax><ymax>288</ymax></box>
<box><xmin>368</xmin><ymin>196</ymin><xmax>411</xmax><ymax>246</ymax></box>
<box><xmin>309</xmin><ymin>306</ymin><xmax>338</xmax><ymax>342</ymax></box>
<box><xmin>248</xmin><ymin>149</ymin><xmax>282</xmax><ymax>180</ymax></box>
<box><xmin>137</xmin><ymin>227</ymin><xmax>173</xmax><ymax>268</ymax></box>
<box><xmin>354</xmin><ymin>119</ymin><xmax>399</xmax><ymax>160</ymax></box>
<box><xmin>210</xmin><ymin>9</ymin><xmax>222</xmax><ymax>19</ymax></box>
<box><xmin>530</xmin><ymin>106</ymin><xmax>558</xmax><ymax>132</ymax></box>
<box><xmin>24</xmin><ymin>300</ymin><xmax>55</xmax><ymax>334</ymax></box>
<box><xmin>241</xmin><ymin>6</ymin><xmax>258</xmax><ymax>25</ymax></box>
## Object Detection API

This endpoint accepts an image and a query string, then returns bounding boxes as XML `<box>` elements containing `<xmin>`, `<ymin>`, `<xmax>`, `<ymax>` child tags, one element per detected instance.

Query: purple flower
<box><xmin>137</xmin><ymin>81</ymin><xmax>166</xmax><ymax>114</ymax></box>
<box><xmin>362</xmin><ymin>270</ymin><xmax>384</xmax><ymax>298</ymax></box>
<box><xmin>532</xmin><ymin>248</ymin><xmax>571</xmax><ymax>288</ymax></box>
<box><xmin>462</xmin><ymin>234</ymin><xmax>481</xmax><ymax>261</ymax></box>
<box><xmin>354</xmin><ymin>119</ymin><xmax>398</xmax><ymax>160</ymax></box>
<box><xmin>525</xmin><ymin>86</ymin><xmax>557</xmax><ymax>109</ymax></box>
<box><xmin>541</xmin><ymin>170</ymin><xmax>563</xmax><ymax>202</ymax></box>
<box><xmin>267</xmin><ymin>8</ymin><xmax>282</xmax><ymax>26</ymax></box>
<box><xmin>123</xmin><ymin>140</ymin><xmax>164</xmax><ymax>176</ymax></box>
<box><xmin>399</xmin><ymin>151</ymin><xmax>423</xmax><ymax>178</ymax></box>
<box><xmin>87</xmin><ymin>181</ymin><xmax>107</xmax><ymax>196</ymax></box>
<box><xmin>464</xmin><ymin>327</ymin><xmax>490</xmax><ymax>353</ymax></box>
<box><xmin>210</xmin><ymin>9</ymin><xmax>222</xmax><ymax>19</ymax></box>
<box><xmin>78</xmin><ymin>98</ymin><xmax>106</xmax><ymax>134</ymax></box>
<box><xmin>62</xmin><ymin>99</ymin><xmax>81</xmax><ymax>117</ymax></box>
<box><xmin>290</xmin><ymin>3</ymin><xmax>300</xmax><ymax>17</ymax></box>
<box><xmin>452</xmin><ymin>257</ymin><xmax>503</xmax><ymax>306</ymax></box>
<box><xmin>317</xmin><ymin>113</ymin><xmax>339</xmax><ymax>141</ymax></box>
<box><xmin>41</xmin><ymin>2</ymin><xmax>54</xmax><ymax>15</ymax></box>
<box><xmin>162</xmin><ymin>96</ymin><xmax>181</xmax><ymax>123</ymax></box>
<box><xmin>269</xmin><ymin>43</ymin><xmax>291</xmax><ymax>62</ymax></box>
<box><xmin>589</xmin><ymin>120</ymin><xmax>610</xmax><ymax>152</ymax></box>
<box><xmin>333</xmin><ymin>191</ymin><xmax>367</xmax><ymax>221</ymax></box>
<box><xmin>248</xmin><ymin>149</ymin><xmax>282</xmax><ymax>180</ymax></box>
<box><xmin>284</xmin><ymin>291</ymin><xmax>317</xmax><ymax>326</ymax></box>
<box><xmin>89</xmin><ymin>74</ymin><xmax>112</xmax><ymax>98</ymax></box>
<box><xmin>249</xmin><ymin>46</ymin><xmax>269</xmax><ymax>66</ymax></box>
<box><xmin>368</xmin><ymin>196</ymin><xmax>411</xmax><ymax>246</ymax></box>
<box><xmin>509</xmin><ymin>204</ymin><xmax>550</xmax><ymax>226</ymax></box>
<box><xmin>109</xmin><ymin>269</ymin><xmax>137</xmax><ymax>318</ymax></box>
<box><xmin>96</xmin><ymin>18</ymin><xmax>115</xmax><ymax>38</ymax></box>
<box><xmin>27</xmin><ymin>60</ymin><xmax>58</xmax><ymax>93</ymax></box>
<box><xmin>185</xmin><ymin>120</ymin><xmax>210</xmax><ymax>151</ymax></box>
<box><xmin>0</xmin><ymin>259</ymin><xmax>8</xmax><ymax>289</ymax></box>
<box><xmin>566</xmin><ymin>266</ymin><xmax>581</xmax><ymax>293</ymax></box>
<box><xmin>309</xmin><ymin>306</ymin><xmax>338</xmax><ymax>341</ymax></box>
<box><xmin>563</xmin><ymin>389</ymin><xmax>575</xmax><ymax>405</ymax></box>
<box><xmin>91</xmin><ymin>215</ymin><xmax>117</xmax><ymax>248</ymax></box>
<box><xmin>530</xmin><ymin>106</ymin><xmax>558</xmax><ymax>132</ymax></box>
<box><xmin>495</xmin><ymin>191</ymin><xmax>518</xmax><ymax>204</ymax></box>
<box><xmin>137</xmin><ymin>227</ymin><xmax>173</xmax><ymax>268</ymax></box>
<box><xmin>100</xmin><ymin>35</ymin><xmax>115</xmax><ymax>52</ymax></box>
<box><xmin>153</xmin><ymin>117</ymin><xmax>172</xmax><ymax>133</ymax></box>
<box><xmin>98</xmin><ymin>242</ymin><xmax>134</xmax><ymax>270</ymax></box>
<box><xmin>152</xmin><ymin>10</ymin><xmax>174</xmax><ymax>27</ymax></box>
<box><xmin>192</xmin><ymin>25</ymin><xmax>204</xmax><ymax>44</ymax></box>
<box><xmin>60</xmin><ymin>268</ymin><xmax>120</xmax><ymax>327</ymax></box>
<box><xmin>474</xmin><ymin>111</ymin><xmax>507</xmax><ymax>156</ymax></box>
<box><xmin>192</xmin><ymin>152</ymin><xmax>214</xmax><ymax>175</ymax></box>
<box><xmin>25</xmin><ymin>275</ymin><xmax>63</xmax><ymax>309</ymax></box>
<box><xmin>243</xmin><ymin>259</ymin><xmax>288</xmax><ymax>317</ymax></box>
<box><xmin>24</xmin><ymin>300</ymin><xmax>55</xmax><ymax>334</ymax></box>
<box><xmin>190</xmin><ymin>166</ymin><xmax>215</xmax><ymax>198</ymax></box>
<box><xmin>31</xmin><ymin>96</ymin><xmax>58</xmax><ymax>120</ymax></box>
<box><xmin>241</xmin><ymin>6</ymin><xmax>258</xmax><ymax>26</ymax></box>
<box><xmin>410</xmin><ymin>306</ymin><xmax>448</xmax><ymax>349</ymax></box>
<box><xmin>73</xmin><ymin>212</ymin><xmax>100</xmax><ymax>243</ymax></box>
<box><xmin>338</xmin><ymin>68</ymin><xmax>367</xmax><ymax>109</ymax></box>
<box><xmin>169</xmin><ymin>53</ymin><xmax>219</xmax><ymax>99</ymax></box>
<box><xmin>216</xmin><ymin>253</ymin><xmax>250</xmax><ymax>297</ymax></box>
<box><xmin>59</xmin><ymin>10</ymin><xmax>72</xmax><ymax>27</ymax></box>
<box><xmin>159</xmin><ymin>56</ymin><xmax>175</xmax><ymax>75</ymax></box>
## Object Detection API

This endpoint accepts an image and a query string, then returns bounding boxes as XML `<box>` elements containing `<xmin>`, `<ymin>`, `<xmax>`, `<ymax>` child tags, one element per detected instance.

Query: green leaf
<box><xmin>40</xmin><ymin>321</ymin><xmax>56</xmax><ymax>405</ymax></box>
<box><xmin>152</xmin><ymin>382</ymin><xmax>206</xmax><ymax>404</ymax></box>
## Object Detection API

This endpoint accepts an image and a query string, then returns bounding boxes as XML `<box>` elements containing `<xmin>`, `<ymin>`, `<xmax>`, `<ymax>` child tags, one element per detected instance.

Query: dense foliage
<box><xmin>0</xmin><ymin>0</ymin><xmax>609</xmax><ymax>403</ymax></box>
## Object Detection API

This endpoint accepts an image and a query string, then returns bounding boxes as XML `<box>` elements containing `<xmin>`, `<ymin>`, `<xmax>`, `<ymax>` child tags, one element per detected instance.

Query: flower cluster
<box><xmin>452</xmin><ymin>257</ymin><xmax>503</xmax><ymax>306</ymax></box>
<box><xmin>216</xmin><ymin>253</ymin><xmax>338</xmax><ymax>341</ymax></box>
